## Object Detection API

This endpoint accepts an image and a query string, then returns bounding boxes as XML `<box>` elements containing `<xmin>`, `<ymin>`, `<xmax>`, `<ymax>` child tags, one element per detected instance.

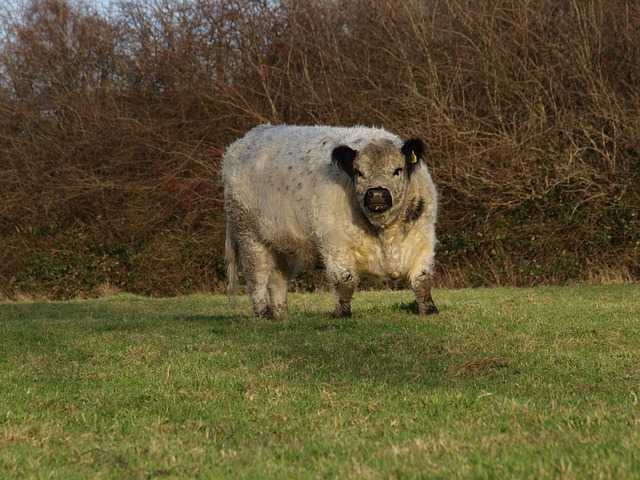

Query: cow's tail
<box><xmin>225</xmin><ymin>221</ymin><xmax>240</xmax><ymax>296</ymax></box>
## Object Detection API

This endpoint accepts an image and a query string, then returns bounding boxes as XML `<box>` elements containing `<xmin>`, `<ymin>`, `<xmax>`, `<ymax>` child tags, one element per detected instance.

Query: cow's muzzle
<box><xmin>364</xmin><ymin>188</ymin><xmax>392</xmax><ymax>213</ymax></box>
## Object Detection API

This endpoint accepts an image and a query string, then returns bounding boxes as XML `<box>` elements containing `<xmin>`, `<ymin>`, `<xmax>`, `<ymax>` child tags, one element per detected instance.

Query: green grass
<box><xmin>1</xmin><ymin>285</ymin><xmax>639</xmax><ymax>479</ymax></box>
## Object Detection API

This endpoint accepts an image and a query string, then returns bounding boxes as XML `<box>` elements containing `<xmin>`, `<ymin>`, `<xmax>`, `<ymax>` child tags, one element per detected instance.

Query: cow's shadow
<box><xmin>176</xmin><ymin>314</ymin><xmax>234</xmax><ymax>323</ymax></box>
<box><xmin>171</xmin><ymin>301</ymin><xmax>456</xmax><ymax>388</ymax></box>
<box><xmin>173</xmin><ymin>300</ymin><xmax>418</xmax><ymax>326</ymax></box>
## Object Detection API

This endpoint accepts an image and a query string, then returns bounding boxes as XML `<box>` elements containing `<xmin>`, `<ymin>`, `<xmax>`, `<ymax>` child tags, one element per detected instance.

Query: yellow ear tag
<box><xmin>411</xmin><ymin>150</ymin><xmax>418</xmax><ymax>164</ymax></box>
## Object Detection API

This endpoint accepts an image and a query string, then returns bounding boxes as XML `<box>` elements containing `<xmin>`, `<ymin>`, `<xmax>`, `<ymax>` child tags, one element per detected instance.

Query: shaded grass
<box><xmin>1</xmin><ymin>285</ymin><xmax>639</xmax><ymax>478</ymax></box>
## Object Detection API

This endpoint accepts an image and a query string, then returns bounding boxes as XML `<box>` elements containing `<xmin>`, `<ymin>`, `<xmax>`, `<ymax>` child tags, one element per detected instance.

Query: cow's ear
<box><xmin>401</xmin><ymin>138</ymin><xmax>425</xmax><ymax>177</ymax></box>
<box><xmin>332</xmin><ymin>145</ymin><xmax>358</xmax><ymax>179</ymax></box>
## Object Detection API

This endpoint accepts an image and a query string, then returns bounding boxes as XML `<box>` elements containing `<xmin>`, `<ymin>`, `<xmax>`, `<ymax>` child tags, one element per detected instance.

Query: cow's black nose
<box><xmin>364</xmin><ymin>188</ymin><xmax>392</xmax><ymax>212</ymax></box>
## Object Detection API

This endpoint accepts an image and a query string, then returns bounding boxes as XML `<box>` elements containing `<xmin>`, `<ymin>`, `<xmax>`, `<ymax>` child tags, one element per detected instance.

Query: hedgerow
<box><xmin>0</xmin><ymin>0</ymin><xmax>638</xmax><ymax>298</ymax></box>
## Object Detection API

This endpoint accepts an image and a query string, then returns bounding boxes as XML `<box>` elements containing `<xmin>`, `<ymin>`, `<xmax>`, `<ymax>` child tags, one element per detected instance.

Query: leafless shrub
<box><xmin>0</xmin><ymin>0</ymin><xmax>638</xmax><ymax>298</ymax></box>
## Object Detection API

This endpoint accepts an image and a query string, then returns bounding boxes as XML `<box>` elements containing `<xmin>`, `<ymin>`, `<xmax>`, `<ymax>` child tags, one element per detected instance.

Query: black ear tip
<box><xmin>331</xmin><ymin>145</ymin><xmax>358</xmax><ymax>165</ymax></box>
<box><xmin>402</xmin><ymin>138</ymin><xmax>425</xmax><ymax>164</ymax></box>
<box><xmin>402</xmin><ymin>138</ymin><xmax>425</xmax><ymax>154</ymax></box>
<box><xmin>332</xmin><ymin>145</ymin><xmax>358</xmax><ymax>177</ymax></box>
<box><xmin>401</xmin><ymin>139</ymin><xmax>425</xmax><ymax>174</ymax></box>
<box><xmin>332</xmin><ymin>145</ymin><xmax>357</xmax><ymax>159</ymax></box>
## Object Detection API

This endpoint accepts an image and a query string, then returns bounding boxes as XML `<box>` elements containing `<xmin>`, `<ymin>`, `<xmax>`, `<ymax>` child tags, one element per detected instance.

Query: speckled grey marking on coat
<box><xmin>222</xmin><ymin>124</ymin><xmax>438</xmax><ymax>318</ymax></box>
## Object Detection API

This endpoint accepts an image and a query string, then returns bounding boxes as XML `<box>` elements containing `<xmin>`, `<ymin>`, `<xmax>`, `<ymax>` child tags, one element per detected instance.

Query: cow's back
<box><xmin>221</xmin><ymin>124</ymin><xmax>402</xmax><ymax>241</ymax></box>
<box><xmin>222</xmin><ymin>124</ymin><xmax>402</xmax><ymax>179</ymax></box>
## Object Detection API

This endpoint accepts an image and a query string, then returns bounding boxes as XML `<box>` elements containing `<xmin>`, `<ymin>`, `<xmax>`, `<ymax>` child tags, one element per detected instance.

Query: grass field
<box><xmin>1</xmin><ymin>285</ymin><xmax>639</xmax><ymax>479</ymax></box>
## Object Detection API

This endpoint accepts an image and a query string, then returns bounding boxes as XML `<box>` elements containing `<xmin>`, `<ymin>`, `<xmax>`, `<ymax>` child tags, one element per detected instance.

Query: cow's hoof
<box><xmin>333</xmin><ymin>308</ymin><xmax>352</xmax><ymax>319</ymax></box>
<box><xmin>255</xmin><ymin>306</ymin><xmax>274</xmax><ymax>319</ymax></box>
<box><xmin>420</xmin><ymin>303</ymin><xmax>439</xmax><ymax>315</ymax></box>
<box><xmin>271</xmin><ymin>304</ymin><xmax>288</xmax><ymax>318</ymax></box>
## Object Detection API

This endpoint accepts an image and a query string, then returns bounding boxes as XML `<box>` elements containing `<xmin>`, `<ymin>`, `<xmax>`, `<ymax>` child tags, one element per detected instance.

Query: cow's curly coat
<box><xmin>222</xmin><ymin>124</ymin><xmax>438</xmax><ymax>318</ymax></box>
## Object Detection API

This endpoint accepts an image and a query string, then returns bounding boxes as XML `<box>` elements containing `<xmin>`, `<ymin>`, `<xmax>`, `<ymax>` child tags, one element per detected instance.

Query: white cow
<box><xmin>222</xmin><ymin>124</ymin><xmax>438</xmax><ymax>318</ymax></box>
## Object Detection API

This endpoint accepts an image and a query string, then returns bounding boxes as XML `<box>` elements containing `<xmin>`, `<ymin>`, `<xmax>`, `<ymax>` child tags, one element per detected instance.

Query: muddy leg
<box><xmin>333</xmin><ymin>282</ymin><xmax>355</xmax><ymax>318</ymax></box>
<box><xmin>326</xmin><ymin>266</ymin><xmax>357</xmax><ymax>318</ymax></box>
<box><xmin>239</xmin><ymin>239</ymin><xmax>277</xmax><ymax>318</ymax></box>
<box><xmin>269</xmin><ymin>256</ymin><xmax>290</xmax><ymax>318</ymax></box>
<box><xmin>411</xmin><ymin>270</ymin><xmax>438</xmax><ymax>315</ymax></box>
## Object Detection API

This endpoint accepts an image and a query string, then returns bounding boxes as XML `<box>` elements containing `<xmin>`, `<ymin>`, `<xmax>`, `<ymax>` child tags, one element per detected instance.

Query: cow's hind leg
<box><xmin>239</xmin><ymin>239</ymin><xmax>278</xmax><ymax>318</ymax></box>
<box><xmin>268</xmin><ymin>254</ymin><xmax>290</xmax><ymax>318</ymax></box>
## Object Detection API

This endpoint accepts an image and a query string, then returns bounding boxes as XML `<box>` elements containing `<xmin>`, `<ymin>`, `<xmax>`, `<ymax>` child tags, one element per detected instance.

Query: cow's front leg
<box><xmin>410</xmin><ymin>269</ymin><xmax>438</xmax><ymax>315</ymax></box>
<box><xmin>333</xmin><ymin>281</ymin><xmax>356</xmax><ymax>318</ymax></box>
<box><xmin>326</xmin><ymin>265</ymin><xmax>358</xmax><ymax>318</ymax></box>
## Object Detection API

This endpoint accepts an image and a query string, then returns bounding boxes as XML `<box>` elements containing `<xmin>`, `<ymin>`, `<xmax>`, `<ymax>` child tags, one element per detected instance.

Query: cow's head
<box><xmin>332</xmin><ymin>138</ymin><xmax>425</xmax><ymax>228</ymax></box>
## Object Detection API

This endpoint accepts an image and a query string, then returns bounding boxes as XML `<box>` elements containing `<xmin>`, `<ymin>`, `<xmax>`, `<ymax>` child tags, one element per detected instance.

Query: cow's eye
<box><xmin>393</xmin><ymin>168</ymin><xmax>403</xmax><ymax>176</ymax></box>
<box><xmin>354</xmin><ymin>169</ymin><xmax>364</xmax><ymax>178</ymax></box>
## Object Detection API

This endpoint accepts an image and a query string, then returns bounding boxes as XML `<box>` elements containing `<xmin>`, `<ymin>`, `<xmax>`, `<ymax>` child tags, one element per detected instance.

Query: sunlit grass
<box><xmin>1</xmin><ymin>285</ymin><xmax>639</xmax><ymax>478</ymax></box>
